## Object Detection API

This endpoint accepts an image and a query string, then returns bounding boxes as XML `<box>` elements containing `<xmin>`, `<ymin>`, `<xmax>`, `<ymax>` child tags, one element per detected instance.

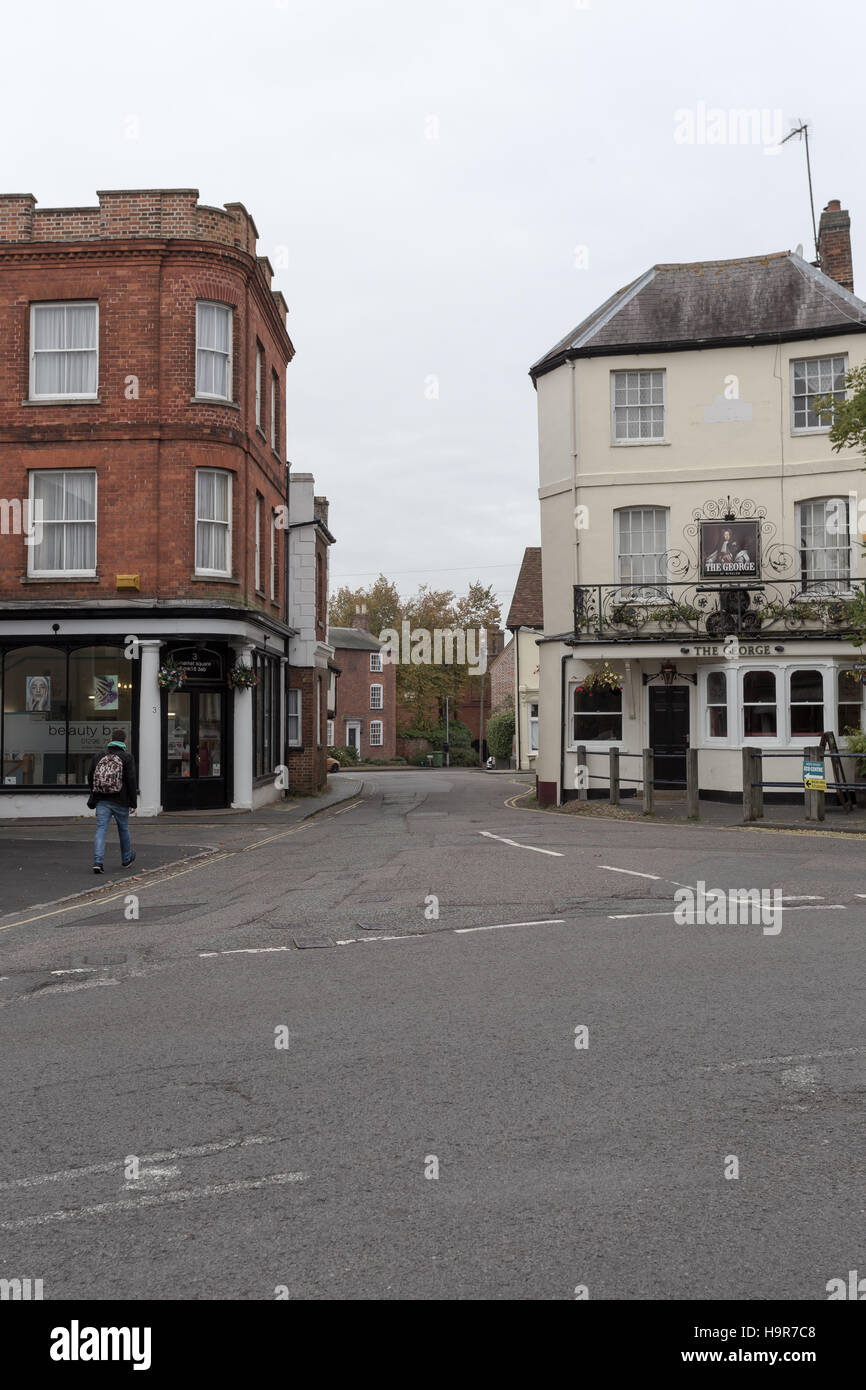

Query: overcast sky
<box><xmin>4</xmin><ymin>0</ymin><xmax>864</xmax><ymax>617</ymax></box>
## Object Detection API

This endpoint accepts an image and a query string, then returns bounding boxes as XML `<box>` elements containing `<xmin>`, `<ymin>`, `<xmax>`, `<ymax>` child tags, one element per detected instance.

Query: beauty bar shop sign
<box><xmin>700</xmin><ymin>519</ymin><xmax>760</xmax><ymax>580</ymax></box>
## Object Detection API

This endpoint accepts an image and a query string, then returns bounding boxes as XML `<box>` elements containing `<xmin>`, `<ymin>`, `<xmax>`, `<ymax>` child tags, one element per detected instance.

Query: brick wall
<box><xmin>0</xmin><ymin>190</ymin><xmax>293</xmax><ymax>616</ymax></box>
<box><xmin>286</xmin><ymin>666</ymin><xmax>328</xmax><ymax>793</ymax></box>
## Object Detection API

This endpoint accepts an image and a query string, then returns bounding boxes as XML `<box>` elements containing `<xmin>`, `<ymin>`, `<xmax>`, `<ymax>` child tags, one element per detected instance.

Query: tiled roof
<box><xmin>328</xmin><ymin>625</ymin><xmax>384</xmax><ymax>651</ymax></box>
<box><xmin>530</xmin><ymin>252</ymin><xmax>866</xmax><ymax>380</ymax></box>
<box><xmin>506</xmin><ymin>547</ymin><xmax>543</xmax><ymax>629</ymax></box>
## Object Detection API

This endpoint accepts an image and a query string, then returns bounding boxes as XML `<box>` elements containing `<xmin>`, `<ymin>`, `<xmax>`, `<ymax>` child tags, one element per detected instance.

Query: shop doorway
<box><xmin>163</xmin><ymin>687</ymin><xmax>228</xmax><ymax>811</ymax></box>
<box><xmin>649</xmin><ymin>685</ymin><xmax>690</xmax><ymax>790</ymax></box>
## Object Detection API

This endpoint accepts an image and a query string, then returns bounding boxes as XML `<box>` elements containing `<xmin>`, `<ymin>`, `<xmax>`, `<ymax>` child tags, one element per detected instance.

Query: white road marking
<box><xmin>781</xmin><ymin>1065</ymin><xmax>820</xmax><ymax>1091</ymax></box>
<box><xmin>36</xmin><ymin>979</ymin><xmax>118</xmax><ymax>994</ymax></box>
<box><xmin>50</xmin><ymin>968</ymin><xmax>97</xmax><ymax>976</ymax></box>
<box><xmin>124</xmin><ymin>1165</ymin><xmax>181</xmax><ymax>1190</ymax></box>
<box><xmin>599</xmin><ymin>865</ymin><xmax>661</xmax><ymax>881</ymax></box>
<box><xmin>608</xmin><ymin>910</ymin><xmax>677</xmax><ymax>920</ymax></box>
<box><xmin>698</xmin><ymin>1046</ymin><xmax>866</xmax><ymax>1075</ymax></box>
<box><xmin>479</xmin><ymin>831</ymin><xmax>563</xmax><ymax>857</ymax></box>
<box><xmin>199</xmin><ymin>946</ymin><xmax>293</xmax><ymax>957</ymax></box>
<box><xmin>610</xmin><ymin>904</ymin><xmax>846</xmax><ymax>921</ymax></box>
<box><xmin>780</xmin><ymin>895</ymin><xmax>824</xmax><ymax>901</ymax></box>
<box><xmin>0</xmin><ymin>1172</ymin><xmax>309</xmax><ymax>1231</ymax></box>
<box><xmin>455</xmin><ymin>919</ymin><xmax>566</xmax><ymax>934</ymax></box>
<box><xmin>359</xmin><ymin>934</ymin><xmax>422</xmax><ymax>943</ymax></box>
<box><xmin>0</xmin><ymin>1134</ymin><xmax>280</xmax><ymax>1192</ymax></box>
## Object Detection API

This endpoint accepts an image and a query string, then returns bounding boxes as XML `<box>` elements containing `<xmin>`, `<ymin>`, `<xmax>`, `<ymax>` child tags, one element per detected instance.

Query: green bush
<box><xmin>329</xmin><ymin>745</ymin><xmax>359</xmax><ymax>766</ymax></box>
<box><xmin>486</xmin><ymin>711</ymin><xmax>515</xmax><ymax>760</ymax></box>
<box><xmin>448</xmin><ymin>747</ymin><xmax>480</xmax><ymax>767</ymax></box>
<box><xmin>425</xmin><ymin>719</ymin><xmax>473</xmax><ymax>751</ymax></box>
<box><xmin>843</xmin><ymin>729</ymin><xmax>866</xmax><ymax>776</ymax></box>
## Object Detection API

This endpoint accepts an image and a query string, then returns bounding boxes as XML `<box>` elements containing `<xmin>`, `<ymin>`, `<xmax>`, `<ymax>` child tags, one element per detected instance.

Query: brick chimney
<box><xmin>818</xmin><ymin>200</ymin><xmax>854</xmax><ymax>293</ymax></box>
<box><xmin>313</xmin><ymin>495</ymin><xmax>329</xmax><ymax>528</ymax></box>
<box><xmin>351</xmin><ymin>603</ymin><xmax>370</xmax><ymax>631</ymax></box>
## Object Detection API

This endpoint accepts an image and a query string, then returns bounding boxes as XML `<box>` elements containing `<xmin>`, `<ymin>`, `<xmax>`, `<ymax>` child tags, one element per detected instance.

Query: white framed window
<box><xmin>528</xmin><ymin>701</ymin><xmax>539</xmax><ymax>753</ymax></box>
<box><xmin>254</xmin><ymin>494</ymin><xmax>262</xmax><ymax>590</ymax></box>
<box><xmin>615</xmin><ymin>506</ymin><xmax>669</xmax><ymax>589</ymax></box>
<box><xmin>316</xmin><ymin>678</ymin><xmax>322</xmax><ymax>747</ymax></box>
<box><xmin>28</xmin><ymin>470</ymin><xmax>97</xmax><ymax>576</ymax></box>
<box><xmin>30</xmin><ymin>302</ymin><xmax>98</xmax><ymax>400</ymax></box>
<box><xmin>791</xmin><ymin>355</ymin><xmax>847</xmax><ymax>433</ymax></box>
<box><xmin>287</xmin><ymin>689</ymin><xmax>302</xmax><ymax>747</ymax></box>
<box><xmin>270</xmin><ymin>510</ymin><xmax>277</xmax><ymax>601</ymax></box>
<box><xmin>327</xmin><ymin>718</ymin><xmax>335</xmax><ymax>746</ymax></box>
<box><xmin>195</xmin><ymin>469</ymin><xmax>232</xmax><ymax>576</ymax></box>
<box><xmin>270</xmin><ymin>371</ymin><xmax>278</xmax><ymax>451</ymax></box>
<box><xmin>742</xmin><ymin>670</ymin><xmax>777</xmax><ymax>739</ymax></box>
<box><xmin>789</xmin><ymin>669</ymin><xmax>824</xmax><ymax>738</ymax></box>
<box><xmin>571</xmin><ymin>684</ymin><xmax>623</xmax><ymax>746</ymax></box>
<box><xmin>370</xmin><ymin>683</ymin><xmax>383</xmax><ymax>710</ymax></box>
<box><xmin>195</xmin><ymin>301</ymin><xmax>232</xmax><ymax>400</ymax></box>
<box><xmin>370</xmin><ymin>651</ymin><xmax>382</xmax><ymax>673</ymax></box>
<box><xmin>838</xmin><ymin>669</ymin><xmax>863</xmax><ymax>735</ymax></box>
<box><xmin>255</xmin><ymin>344</ymin><xmax>263</xmax><ymax>427</ymax></box>
<box><xmin>797</xmin><ymin>497</ymin><xmax>852</xmax><ymax>591</ymax></box>
<box><xmin>611</xmin><ymin>369</ymin><xmax>665</xmax><ymax>443</ymax></box>
<box><xmin>705</xmin><ymin>669</ymin><xmax>728</xmax><ymax>739</ymax></box>
<box><xmin>369</xmin><ymin>720</ymin><xmax>383</xmax><ymax>747</ymax></box>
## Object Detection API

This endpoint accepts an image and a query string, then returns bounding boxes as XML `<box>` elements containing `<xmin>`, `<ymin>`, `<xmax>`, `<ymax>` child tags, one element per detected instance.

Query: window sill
<box><xmin>22</xmin><ymin>396</ymin><xmax>100</xmax><ymax>406</ymax></box>
<box><xmin>791</xmin><ymin>427</ymin><xmax>832</xmax><ymax>436</ymax></box>
<box><xmin>255</xmin><ymin>426</ymin><xmax>267</xmax><ymax>441</ymax></box>
<box><xmin>271</xmin><ymin>449</ymin><xmax>282</xmax><ymax>464</ymax></box>
<box><xmin>611</xmin><ymin>439</ymin><xmax>670</xmax><ymax>448</ymax></box>
<box><xmin>189</xmin><ymin>395</ymin><xmax>241</xmax><ymax>410</ymax></box>
<box><xmin>22</xmin><ymin>574</ymin><xmax>99</xmax><ymax>583</ymax></box>
<box><xmin>190</xmin><ymin>573</ymin><xmax>241</xmax><ymax>584</ymax></box>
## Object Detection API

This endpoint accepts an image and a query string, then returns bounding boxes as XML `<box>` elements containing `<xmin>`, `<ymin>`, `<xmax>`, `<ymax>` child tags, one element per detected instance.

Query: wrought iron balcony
<box><xmin>572</xmin><ymin>579</ymin><xmax>866</xmax><ymax>642</ymax></box>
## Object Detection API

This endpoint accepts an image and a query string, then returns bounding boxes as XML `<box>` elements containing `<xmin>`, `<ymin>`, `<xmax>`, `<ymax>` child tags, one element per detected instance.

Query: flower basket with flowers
<box><xmin>227</xmin><ymin>663</ymin><xmax>258</xmax><ymax>690</ymax></box>
<box><xmin>157</xmin><ymin>660</ymin><xmax>187</xmax><ymax>692</ymax></box>
<box><xmin>574</xmin><ymin>660</ymin><xmax>622</xmax><ymax>695</ymax></box>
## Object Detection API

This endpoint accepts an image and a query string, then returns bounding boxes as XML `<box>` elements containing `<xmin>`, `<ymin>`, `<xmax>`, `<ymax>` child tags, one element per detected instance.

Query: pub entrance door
<box><xmin>648</xmin><ymin>685</ymin><xmax>690</xmax><ymax>790</ymax></box>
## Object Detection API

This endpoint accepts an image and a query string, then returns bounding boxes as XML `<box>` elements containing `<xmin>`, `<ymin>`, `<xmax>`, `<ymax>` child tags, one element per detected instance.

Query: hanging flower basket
<box><xmin>227</xmin><ymin>663</ymin><xmax>258</xmax><ymax>689</ymax></box>
<box><xmin>574</xmin><ymin>661</ymin><xmax>622</xmax><ymax>695</ymax></box>
<box><xmin>157</xmin><ymin>661</ymin><xmax>186</xmax><ymax>692</ymax></box>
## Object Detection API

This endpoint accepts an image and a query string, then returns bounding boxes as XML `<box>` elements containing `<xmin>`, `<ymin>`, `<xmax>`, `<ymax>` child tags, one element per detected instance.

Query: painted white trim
<box><xmin>610</xmin><ymin>366</ymin><xmax>667</xmax><ymax>446</ymax></box>
<box><xmin>789</xmin><ymin>351</ymin><xmax>847</xmax><ymax>436</ymax></box>
<box><xmin>194</xmin><ymin>469</ymin><xmax>233</xmax><ymax>579</ymax></box>
<box><xmin>27</xmin><ymin>468</ymin><xmax>97</xmax><ymax>578</ymax></box>
<box><xmin>29</xmin><ymin>301</ymin><xmax>99</xmax><ymax>402</ymax></box>
<box><xmin>194</xmin><ymin>300</ymin><xmax>233</xmax><ymax>403</ymax></box>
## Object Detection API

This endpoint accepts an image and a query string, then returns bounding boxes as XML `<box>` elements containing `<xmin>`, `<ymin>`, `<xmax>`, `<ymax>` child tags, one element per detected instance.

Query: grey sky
<box><xmin>4</xmin><ymin>0</ymin><xmax>864</xmax><ymax>616</ymax></box>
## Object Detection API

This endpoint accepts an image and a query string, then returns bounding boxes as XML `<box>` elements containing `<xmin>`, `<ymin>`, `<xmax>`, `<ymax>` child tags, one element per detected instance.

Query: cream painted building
<box><xmin>530</xmin><ymin>201</ymin><xmax>866</xmax><ymax>805</ymax></box>
<box><xmin>505</xmin><ymin>547</ymin><xmax>543</xmax><ymax>770</ymax></box>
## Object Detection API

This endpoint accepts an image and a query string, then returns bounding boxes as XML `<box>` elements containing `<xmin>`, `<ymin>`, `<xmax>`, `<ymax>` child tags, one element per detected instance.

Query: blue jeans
<box><xmin>93</xmin><ymin>801</ymin><xmax>132</xmax><ymax>865</ymax></box>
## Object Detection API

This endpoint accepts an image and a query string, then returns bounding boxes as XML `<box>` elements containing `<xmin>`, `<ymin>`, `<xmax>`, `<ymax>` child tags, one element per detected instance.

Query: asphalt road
<box><xmin>0</xmin><ymin>771</ymin><xmax>863</xmax><ymax>1300</ymax></box>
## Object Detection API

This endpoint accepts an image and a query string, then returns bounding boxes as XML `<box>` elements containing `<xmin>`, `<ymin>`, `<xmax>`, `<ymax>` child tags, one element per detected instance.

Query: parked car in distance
<box><xmin>326</xmin><ymin>755</ymin><xmax>341</xmax><ymax>773</ymax></box>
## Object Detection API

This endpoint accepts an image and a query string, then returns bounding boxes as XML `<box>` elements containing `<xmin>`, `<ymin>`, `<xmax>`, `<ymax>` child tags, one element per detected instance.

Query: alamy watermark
<box><xmin>0</xmin><ymin>498</ymin><xmax>43</xmax><ymax>546</ymax></box>
<box><xmin>674</xmin><ymin>881</ymin><xmax>782</xmax><ymax>935</ymax></box>
<box><xmin>379</xmin><ymin>621</ymin><xmax>488</xmax><ymax>675</ymax></box>
<box><xmin>674</xmin><ymin>104</ymin><xmax>784</xmax><ymax>156</ymax></box>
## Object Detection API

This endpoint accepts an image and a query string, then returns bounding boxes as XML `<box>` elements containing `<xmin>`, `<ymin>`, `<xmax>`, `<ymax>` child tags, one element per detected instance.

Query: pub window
<box><xmin>837</xmin><ymin>670</ymin><xmax>862</xmax><ymax>734</ymax></box>
<box><xmin>791</xmin><ymin>354</ymin><xmax>846</xmax><ymax>433</ymax></box>
<box><xmin>528</xmin><ymin>701</ymin><xmax>539</xmax><ymax>753</ymax></box>
<box><xmin>706</xmin><ymin>670</ymin><xmax>728</xmax><ymax>738</ymax></box>
<box><xmin>797</xmin><ymin>497</ymin><xmax>851</xmax><ymax>591</ymax></box>
<box><xmin>743</xmin><ymin>670</ymin><xmax>777</xmax><ymax>737</ymax></box>
<box><xmin>572</xmin><ymin>685</ymin><xmax>622</xmax><ymax>743</ymax></box>
<box><xmin>611</xmin><ymin>369</ymin><xmax>665</xmax><ymax>443</ymax></box>
<box><xmin>789</xmin><ymin>669</ymin><xmax>824</xmax><ymax>737</ymax></box>
<box><xmin>615</xmin><ymin>506</ymin><xmax>669</xmax><ymax>590</ymax></box>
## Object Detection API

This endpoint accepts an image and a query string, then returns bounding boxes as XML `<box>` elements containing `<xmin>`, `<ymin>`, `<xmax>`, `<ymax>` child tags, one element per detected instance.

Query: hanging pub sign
<box><xmin>699</xmin><ymin>519</ymin><xmax>760</xmax><ymax>580</ymax></box>
<box><xmin>168</xmin><ymin>647</ymin><xmax>224</xmax><ymax>682</ymax></box>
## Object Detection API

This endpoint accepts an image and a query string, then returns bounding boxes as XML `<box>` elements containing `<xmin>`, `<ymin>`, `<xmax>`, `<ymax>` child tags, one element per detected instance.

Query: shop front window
<box><xmin>67</xmin><ymin>646</ymin><xmax>134</xmax><ymax>784</ymax></box>
<box><xmin>572</xmin><ymin>686</ymin><xmax>622</xmax><ymax>743</ymax></box>
<box><xmin>838</xmin><ymin>670</ymin><xmax>863</xmax><ymax>734</ymax></box>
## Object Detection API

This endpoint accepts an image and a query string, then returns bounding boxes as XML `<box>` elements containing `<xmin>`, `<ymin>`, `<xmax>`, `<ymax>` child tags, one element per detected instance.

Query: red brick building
<box><xmin>0</xmin><ymin>188</ymin><xmax>298</xmax><ymax>815</ymax></box>
<box><xmin>329</xmin><ymin>608</ymin><xmax>396</xmax><ymax>760</ymax></box>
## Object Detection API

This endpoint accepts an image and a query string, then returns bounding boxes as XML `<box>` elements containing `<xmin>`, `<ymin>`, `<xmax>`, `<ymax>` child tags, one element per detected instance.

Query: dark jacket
<box><xmin>87</xmin><ymin>746</ymin><xmax>139</xmax><ymax>810</ymax></box>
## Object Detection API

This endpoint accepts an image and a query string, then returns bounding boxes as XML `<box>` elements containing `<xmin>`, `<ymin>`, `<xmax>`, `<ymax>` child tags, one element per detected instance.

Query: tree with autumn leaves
<box><xmin>329</xmin><ymin>574</ymin><xmax>502</xmax><ymax>729</ymax></box>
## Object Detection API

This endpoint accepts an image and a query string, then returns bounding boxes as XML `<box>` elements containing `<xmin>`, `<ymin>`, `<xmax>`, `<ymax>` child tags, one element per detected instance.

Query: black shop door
<box><xmin>649</xmin><ymin>685</ymin><xmax>689</xmax><ymax>790</ymax></box>
<box><xmin>163</xmin><ymin>688</ymin><xmax>228</xmax><ymax>811</ymax></box>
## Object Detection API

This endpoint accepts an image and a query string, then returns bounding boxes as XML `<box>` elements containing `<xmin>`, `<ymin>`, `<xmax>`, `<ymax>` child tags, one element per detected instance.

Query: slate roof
<box><xmin>530</xmin><ymin>252</ymin><xmax>866</xmax><ymax>381</ymax></box>
<box><xmin>506</xmin><ymin>547</ymin><xmax>543</xmax><ymax>629</ymax></box>
<box><xmin>328</xmin><ymin>625</ymin><xmax>384</xmax><ymax>651</ymax></box>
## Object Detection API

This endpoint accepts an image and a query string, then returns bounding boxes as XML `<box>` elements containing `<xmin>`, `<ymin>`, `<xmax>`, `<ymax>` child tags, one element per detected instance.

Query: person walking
<box><xmin>87</xmin><ymin>731</ymin><xmax>139</xmax><ymax>874</ymax></box>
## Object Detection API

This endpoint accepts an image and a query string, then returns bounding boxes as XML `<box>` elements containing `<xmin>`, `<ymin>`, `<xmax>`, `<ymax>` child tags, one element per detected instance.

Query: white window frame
<box><xmin>287</xmin><ymin>688</ymin><xmax>302</xmax><ymax>747</ymax></box>
<box><xmin>614</xmin><ymin>506</ymin><xmax>670</xmax><ymax>593</ymax></box>
<box><xmin>370</xmin><ymin>651</ymin><xmax>383</xmax><ymax>673</ymax></box>
<box><xmin>796</xmin><ymin>496</ymin><xmax>855</xmax><ymax>595</ymax></box>
<box><xmin>270</xmin><ymin>510</ymin><xmax>277</xmax><ymax>601</ymax></box>
<box><xmin>699</xmin><ymin>661</ymin><xmax>847</xmax><ymax>749</ymax></box>
<box><xmin>611</xmin><ymin>368</ymin><xmax>666</xmax><ymax>446</ymax></box>
<box><xmin>327</xmin><ymin>718</ymin><xmax>335</xmax><ymax>746</ymax></box>
<box><xmin>29</xmin><ymin>301</ymin><xmax>99</xmax><ymax>402</ymax></box>
<box><xmin>790</xmin><ymin>354</ymin><xmax>848</xmax><ymax>435</ymax></box>
<box><xmin>837</xmin><ymin>669</ymin><xmax>864</xmax><ymax>736</ymax></box>
<box><xmin>528</xmin><ymin>701</ymin><xmax>539</xmax><ymax>754</ymax></box>
<box><xmin>195</xmin><ymin>301</ymin><xmax>233</xmax><ymax>402</ymax></box>
<box><xmin>369</xmin><ymin>719</ymin><xmax>384</xmax><ymax>747</ymax></box>
<box><xmin>370</xmin><ymin>683</ymin><xmax>383</xmax><ymax>710</ymax></box>
<box><xmin>700</xmin><ymin>667</ymin><xmax>730</xmax><ymax>745</ymax></box>
<box><xmin>788</xmin><ymin>668</ymin><xmax>826</xmax><ymax>741</ymax></box>
<box><xmin>270</xmin><ymin>371</ymin><xmax>278</xmax><ymax>452</ymax></box>
<box><xmin>254</xmin><ymin>495</ymin><xmax>262</xmax><ymax>591</ymax></box>
<box><xmin>27</xmin><ymin>469</ymin><xmax>97</xmax><ymax>578</ymax></box>
<box><xmin>194</xmin><ymin>469</ymin><xmax>232</xmax><ymax>578</ymax></box>
<box><xmin>255</xmin><ymin>344</ymin><xmax>263</xmax><ymax>428</ymax></box>
<box><xmin>567</xmin><ymin>680</ymin><xmax>624</xmax><ymax>751</ymax></box>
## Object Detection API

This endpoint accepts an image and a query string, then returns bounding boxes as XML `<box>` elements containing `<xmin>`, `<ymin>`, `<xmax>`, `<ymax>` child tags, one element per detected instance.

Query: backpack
<box><xmin>92</xmin><ymin>752</ymin><xmax>124</xmax><ymax>796</ymax></box>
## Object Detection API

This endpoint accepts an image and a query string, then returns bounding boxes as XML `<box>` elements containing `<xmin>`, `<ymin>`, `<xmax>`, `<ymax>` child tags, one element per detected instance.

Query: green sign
<box><xmin>802</xmin><ymin>758</ymin><xmax>825</xmax><ymax>791</ymax></box>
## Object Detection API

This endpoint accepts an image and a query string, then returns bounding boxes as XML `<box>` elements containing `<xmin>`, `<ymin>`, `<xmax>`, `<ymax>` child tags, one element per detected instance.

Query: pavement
<box><xmin>0</xmin><ymin>769</ymin><xmax>863</xmax><ymax>1300</ymax></box>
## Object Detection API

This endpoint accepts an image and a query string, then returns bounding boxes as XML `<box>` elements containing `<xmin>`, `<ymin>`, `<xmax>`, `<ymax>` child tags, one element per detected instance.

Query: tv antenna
<box><xmin>780</xmin><ymin>120</ymin><xmax>819</xmax><ymax>264</ymax></box>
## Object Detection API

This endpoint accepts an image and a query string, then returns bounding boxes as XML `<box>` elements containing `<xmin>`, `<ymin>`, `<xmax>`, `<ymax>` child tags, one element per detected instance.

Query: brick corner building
<box><xmin>0</xmin><ymin>188</ymin><xmax>301</xmax><ymax>815</ymax></box>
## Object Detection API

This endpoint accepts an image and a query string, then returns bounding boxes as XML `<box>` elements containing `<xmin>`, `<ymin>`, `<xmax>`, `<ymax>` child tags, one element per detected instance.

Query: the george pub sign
<box><xmin>699</xmin><ymin>519</ymin><xmax>760</xmax><ymax>580</ymax></box>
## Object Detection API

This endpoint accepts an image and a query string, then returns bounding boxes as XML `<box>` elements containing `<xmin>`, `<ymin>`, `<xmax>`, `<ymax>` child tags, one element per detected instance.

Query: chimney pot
<box><xmin>817</xmin><ymin>199</ymin><xmax>854</xmax><ymax>293</ymax></box>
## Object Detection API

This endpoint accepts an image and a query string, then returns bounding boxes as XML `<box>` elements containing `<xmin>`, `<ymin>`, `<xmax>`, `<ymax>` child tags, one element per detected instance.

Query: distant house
<box><xmin>506</xmin><ymin>547</ymin><xmax>543</xmax><ymax>770</ymax></box>
<box><xmin>287</xmin><ymin>475</ymin><xmax>335</xmax><ymax>793</ymax></box>
<box><xmin>329</xmin><ymin>607</ymin><xmax>396</xmax><ymax>759</ymax></box>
